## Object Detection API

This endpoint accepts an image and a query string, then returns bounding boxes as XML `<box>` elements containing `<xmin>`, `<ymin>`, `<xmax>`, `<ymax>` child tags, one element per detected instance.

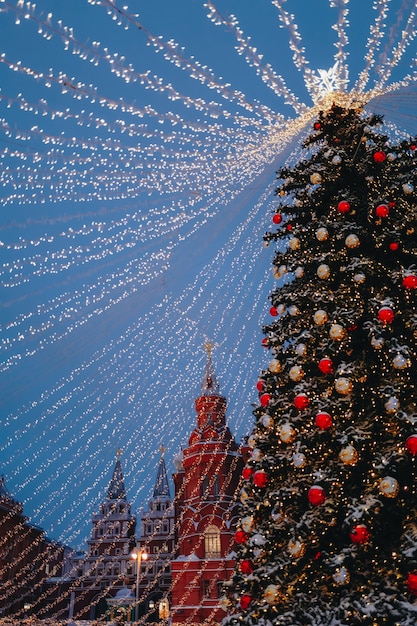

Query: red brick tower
<box><xmin>171</xmin><ymin>343</ymin><xmax>244</xmax><ymax>625</ymax></box>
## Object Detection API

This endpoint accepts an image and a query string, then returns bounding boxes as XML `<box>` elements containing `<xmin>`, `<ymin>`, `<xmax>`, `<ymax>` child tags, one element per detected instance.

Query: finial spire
<box><xmin>159</xmin><ymin>444</ymin><xmax>166</xmax><ymax>457</ymax></box>
<box><xmin>117</xmin><ymin>448</ymin><xmax>122</xmax><ymax>459</ymax></box>
<box><xmin>204</xmin><ymin>339</ymin><xmax>215</xmax><ymax>359</ymax></box>
<box><xmin>201</xmin><ymin>340</ymin><xmax>220</xmax><ymax>396</ymax></box>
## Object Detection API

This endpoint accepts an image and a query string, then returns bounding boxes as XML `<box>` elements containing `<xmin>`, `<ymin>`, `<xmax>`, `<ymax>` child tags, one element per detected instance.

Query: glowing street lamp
<box><xmin>131</xmin><ymin>546</ymin><xmax>148</xmax><ymax>623</ymax></box>
<box><xmin>159</xmin><ymin>597</ymin><xmax>170</xmax><ymax>620</ymax></box>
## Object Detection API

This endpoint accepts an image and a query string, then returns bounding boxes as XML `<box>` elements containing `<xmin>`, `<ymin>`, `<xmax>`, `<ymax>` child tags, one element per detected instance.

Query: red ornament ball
<box><xmin>410</xmin><ymin>144</ymin><xmax>417</xmax><ymax>151</ymax></box>
<box><xmin>337</xmin><ymin>200</ymin><xmax>351</xmax><ymax>213</ymax></box>
<box><xmin>269</xmin><ymin>306</ymin><xmax>278</xmax><ymax>316</ymax></box>
<box><xmin>315</xmin><ymin>411</ymin><xmax>333</xmax><ymax>430</ymax></box>
<box><xmin>314</xmin><ymin>122</ymin><xmax>321</xmax><ymax>130</ymax></box>
<box><xmin>261</xmin><ymin>338</ymin><xmax>269</xmax><ymax>348</ymax></box>
<box><xmin>253</xmin><ymin>469</ymin><xmax>268</xmax><ymax>488</ymax></box>
<box><xmin>294</xmin><ymin>393</ymin><xmax>310</xmax><ymax>410</ymax></box>
<box><xmin>240</xmin><ymin>594</ymin><xmax>253</xmax><ymax>610</ymax></box>
<box><xmin>240</xmin><ymin>559</ymin><xmax>254</xmax><ymax>575</ymax></box>
<box><xmin>242</xmin><ymin>466</ymin><xmax>254</xmax><ymax>480</ymax></box>
<box><xmin>235</xmin><ymin>529</ymin><xmax>249</xmax><ymax>544</ymax></box>
<box><xmin>256</xmin><ymin>380</ymin><xmax>264</xmax><ymax>392</ymax></box>
<box><xmin>350</xmin><ymin>524</ymin><xmax>370</xmax><ymax>544</ymax></box>
<box><xmin>373</xmin><ymin>150</ymin><xmax>386</xmax><ymax>163</ymax></box>
<box><xmin>403</xmin><ymin>274</ymin><xmax>417</xmax><ymax>289</ymax></box>
<box><xmin>272</xmin><ymin>213</ymin><xmax>282</xmax><ymax>224</ymax></box>
<box><xmin>406</xmin><ymin>435</ymin><xmax>417</xmax><ymax>455</ymax></box>
<box><xmin>318</xmin><ymin>358</ymin><xmax>334</xmax><ymax>375</ymax></box>
<box><xmin>378</xmin><ymin>307</ymin><xmax>395</xmax><ymax>324</ymax></box>
<box><xmin>308</xmin><ymin>485</ymin><xmax>326</xmax><ymax>506</ymax></box>
<box><xmin>407</xmin><ymin>573</ymin><xmax>417</xmax><ymax>595</ymax></box>
<box><xmin>260</xmin><ymin>393</ymin><xmax>271</xmax><ymax>407</ymax></box>
<box><xmin>389</xmin><ymin>242</ymin><xmax>399</xmax><ymax>251</ymax></box>
<box><xmin>375</xmin><ymin>203</ymin><xmax>390</xmax><ymax>218</ymax></box>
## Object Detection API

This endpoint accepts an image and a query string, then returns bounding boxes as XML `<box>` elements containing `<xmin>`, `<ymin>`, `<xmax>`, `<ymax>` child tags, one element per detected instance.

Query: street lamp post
<box><xmin>131</xmin><ymin>547</ymin><xmax>148</xmax><ymax>623</ymax></box>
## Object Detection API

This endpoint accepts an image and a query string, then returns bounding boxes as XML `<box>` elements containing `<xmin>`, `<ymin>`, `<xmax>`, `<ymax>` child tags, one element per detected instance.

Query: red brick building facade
<box><xmin>171</xmin><ymin>345</ymin><xmax>244</xmax><ymax>625</ymax></box>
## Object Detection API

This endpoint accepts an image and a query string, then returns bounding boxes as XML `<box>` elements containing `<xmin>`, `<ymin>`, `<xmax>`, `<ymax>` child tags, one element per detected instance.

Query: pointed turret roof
<box><xmin>106</xmin><ymin>449</ymin><xmax>127</xmax><ymax>501</ymax></box>
<box><xmin>153</xmin><ymin>446</ymin><xmax>171</xmax><ymax>498</ymax></box>
<box><xmin>201</xmin><ymin>340</ymin><xmax>220</xmax><ymax>396</ymax></box>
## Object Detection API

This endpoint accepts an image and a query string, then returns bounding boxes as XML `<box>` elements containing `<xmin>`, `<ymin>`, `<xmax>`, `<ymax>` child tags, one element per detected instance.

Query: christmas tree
<box><xmin>222</xmin><ymin>103</ymin><xmax>417</xmax><ymax>625</ymax></box>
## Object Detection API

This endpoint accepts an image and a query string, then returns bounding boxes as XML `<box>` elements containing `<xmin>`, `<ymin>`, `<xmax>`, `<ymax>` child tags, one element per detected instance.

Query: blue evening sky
<box><xmin>0</xmin><ymin>0</ymin><xmax>416</xmax><ymax>549</ymax></box>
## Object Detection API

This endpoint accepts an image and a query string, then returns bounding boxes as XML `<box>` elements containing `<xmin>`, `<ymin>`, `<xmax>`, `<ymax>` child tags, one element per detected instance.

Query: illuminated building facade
<box><xmin>171</xmin><ymin>344</ymin><xmax>245</xmax><ymax>625</ymax></box>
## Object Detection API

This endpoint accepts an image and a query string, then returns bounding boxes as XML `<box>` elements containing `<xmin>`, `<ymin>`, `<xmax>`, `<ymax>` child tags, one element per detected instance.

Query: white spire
<box><xmin>201</xmin><ymin>340</ymin><xmax>220</xmax><ymax>396</ymax></box>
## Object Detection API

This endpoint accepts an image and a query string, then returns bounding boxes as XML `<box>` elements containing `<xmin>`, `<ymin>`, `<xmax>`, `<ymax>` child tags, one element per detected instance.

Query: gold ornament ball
<box><xmin>371</xmin><ymin>336</ymin><xmax>384</xmax><ymax>350</ymax></box>
<box><xmin>316</xmin><ymin>227</ymin><xmax>329</xmax><ymax>241</ymax></box>
<box><xmin>330</xmin><ymin>323</ymin><xmax>346</xmax><ymax>340</ymax></box>
<box><xmin>295</xmin><ymin>342</ymin><xmax>307</xmax><ymax>356</ymax></box>
<box><xmin>247</xmin><ymin>435</ymin><xmax>258</xmax><ymax>449</ymax></box>
<box><xmin>269</xmin><ymin>359</ymin><xmax>282</xmax><ymax>373</ymax></box>
<box><xmin>345</xmin><ymin>234</ymin><xmax>360</xmax><ymax>248</ymax></box>
<box><xmin>335</xmin><ymin>377</ymin><xmax>353</xmax><ymax>395</ymax></box>
<box><xmin>289</xmin><ymin>365</ymin><xmax>304</xmax><ymax>382</ymax></box>
<box><xmin>261</xmin><ymin>414</ymin><xmax>274</xmax><ymax>428</ymax></box>
<box><xmin>251</xmin><ymin>447</ymin><xmax>263</xmax><ymax>461</ymax></box>
<box><xmin>295</xmin><ymin>266</ymin><xmax>304</xmax><ymax>278</ymax></box>
<box><xmin>379</xmin><ymin>476</ymin><xmax>399</xmax><ymax>498</ymax></box>
<box><xmin>278</xmin><ymin>423</ymin><xmax>296</xmax><ymax>443</ymax></box>
<box><xmin>403</xmin><ymin>183</ymin><xmax>414</xmax><ymax>194</ymax></box>
<box><xmin>317</xmin><ymin>263</ymin><xmax>331</xmax><ymax>279</ymax></box>
<box><xmin>310</xmin><ymin>172</ymin><xmax>322</xmax><ymax>185</ymax></box>
<box><xmin>293</xmin><ymin>452</ymin><xmax>306</xmax><ymax>468</ymax></box>
<box><xmin>339</xmin><ymin>445</ymin><xmax>358</xmax><ymax>465</ymax></box>
<box><xmin>353</xmin><ymin>272</ymin><xmax>366</xmax><ymax>284</ymax></box>
<box><xmin>393</xmin><ymin>354</ymin><xmax>410</xmax><ymax>369</ymax></box>
<box><xmin>385</xmin><ymin>396</ymin><xmax>399</xmax><ymax>413</ymax></box>
<box><xmin>314</xmin><ymin>309</ymin><xmax>328</xmax><ymax>325</ymax></box>
<box><xmin>264</xmin><ymin>584</ymin><xmax>280</xmax><ymax>605</ymax></box>
<box><xmin>287</xmin><ymin>539</ymin><xmax>306</xmax><ymax>558</ymax></box>
<box><xmin>289</xmin><ymin>237</ymin><xmax>301</xmax><ymax>250</ymax></box>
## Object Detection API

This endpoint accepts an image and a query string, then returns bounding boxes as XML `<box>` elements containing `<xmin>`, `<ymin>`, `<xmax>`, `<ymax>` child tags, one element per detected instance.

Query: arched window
<box><xmin>204</xmin><ymin>525</ymin><xmax>221</xmax><ymax>558</ymax></box>
<box><xmin>202</xmin><ymin>476</ymin><xmax>210</xmax><ymax>499</ymax></box>
<box><xmin>213</xmin><ymin>476</ymin><xmax>220</xmax><ymax>499</ymax></box>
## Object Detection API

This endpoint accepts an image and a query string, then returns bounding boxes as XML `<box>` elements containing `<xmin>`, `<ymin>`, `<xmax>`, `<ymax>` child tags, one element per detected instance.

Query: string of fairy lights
<box><xmin>3</xmin><ymin>182</ymin><xmax>274</xmax><ymax>549</ymax></box>
<box><xmin>2</xmin><ymin>0</ymin><xmax>417</xmax><ymax>620</ymax></box>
